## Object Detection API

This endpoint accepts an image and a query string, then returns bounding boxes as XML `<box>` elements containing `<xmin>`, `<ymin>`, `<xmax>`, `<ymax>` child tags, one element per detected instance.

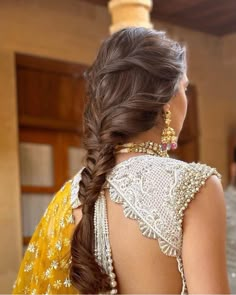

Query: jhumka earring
<box><xmin>114</xmin><ymin>109</ymin><xmax>178</xmax><ymax>158</ymax></box>
<box><xmin>161</xmin><ymin>109</ymin><xmax>178</xmax><ymax>151</ymax></box>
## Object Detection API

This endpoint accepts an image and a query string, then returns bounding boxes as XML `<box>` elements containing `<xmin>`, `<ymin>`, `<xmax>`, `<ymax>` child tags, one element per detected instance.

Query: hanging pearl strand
<box><xmin>94</xmin><ymin>190</ymin><xmax>118</xmax><ymax>294</ymax></box>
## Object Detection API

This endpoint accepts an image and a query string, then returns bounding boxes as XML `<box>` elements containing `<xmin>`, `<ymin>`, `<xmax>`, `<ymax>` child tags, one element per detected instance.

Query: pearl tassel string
<box><xmin>94</xmin><ymin>190</ymin><xmax>118</xmax><ymax>294</ymax></box>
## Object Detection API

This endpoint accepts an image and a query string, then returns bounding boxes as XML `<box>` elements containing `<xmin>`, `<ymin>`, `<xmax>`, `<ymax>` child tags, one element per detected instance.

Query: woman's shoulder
<box><xmin>162</xmin><ymin>157</ymin><xmax>222</xmax><ymax>212</ymax></box>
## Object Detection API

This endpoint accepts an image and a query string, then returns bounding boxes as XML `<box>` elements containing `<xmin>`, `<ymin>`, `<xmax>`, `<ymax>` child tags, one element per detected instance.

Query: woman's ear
<box><xmin>162</xmin><ymin>103</ymin><xmax>171</xmax><ymax>113</ymax></box>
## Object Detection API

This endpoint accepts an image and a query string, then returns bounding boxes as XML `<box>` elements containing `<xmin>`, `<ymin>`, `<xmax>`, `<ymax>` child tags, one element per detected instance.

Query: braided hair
<box><xmin>70</xmin><ymin>27</ymin><xmax>186</xmax><ymax>294</ymax></box>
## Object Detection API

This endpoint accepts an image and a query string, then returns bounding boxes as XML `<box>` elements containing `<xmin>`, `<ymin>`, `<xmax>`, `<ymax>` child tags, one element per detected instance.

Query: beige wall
<box><xmin>0</xmin><ymin>49</ymin><xmax>22</xmax><ymax>293</ymax></box>
<box><xmin>0</xmin><ymin>0</ymin><xmax>235</xmax><ymax>292</ymax></box>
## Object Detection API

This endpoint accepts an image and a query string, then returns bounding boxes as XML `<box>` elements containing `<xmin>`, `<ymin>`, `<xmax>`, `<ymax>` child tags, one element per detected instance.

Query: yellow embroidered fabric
<box><xmin>12</xmin><ymin>179</ymin><xmax>78</xmax><ymax>295</ymax></box>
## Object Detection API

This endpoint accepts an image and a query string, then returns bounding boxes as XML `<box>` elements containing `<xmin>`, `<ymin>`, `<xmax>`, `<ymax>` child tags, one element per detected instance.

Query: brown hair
<box><xmin>70</xmin><ymin>27</ymin><xmax>186</xmax><ymax>294</ymax></box>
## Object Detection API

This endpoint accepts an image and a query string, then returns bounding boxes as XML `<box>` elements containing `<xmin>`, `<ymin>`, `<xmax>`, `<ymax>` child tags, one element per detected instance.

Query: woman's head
<box><xmin>70</xmin><ymin>27</ymin><xmax>187</xmax><ymax>294</ymax></box>
<box><xmin>84</xmin><ymin>27</ymin><xmax>187</xmax><ymax>142</ymax></box>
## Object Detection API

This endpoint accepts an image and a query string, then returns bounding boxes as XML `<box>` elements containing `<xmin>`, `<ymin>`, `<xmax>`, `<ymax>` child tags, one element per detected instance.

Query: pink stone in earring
<box><xmin>171</xmin><ymin>142</ymin><xmax>178</xmax><ymax>150</ymax></box>
<box><xmin>161</xmin><ymin>143</ymin><xmax>167</xmax><ymax>151</ymax></box>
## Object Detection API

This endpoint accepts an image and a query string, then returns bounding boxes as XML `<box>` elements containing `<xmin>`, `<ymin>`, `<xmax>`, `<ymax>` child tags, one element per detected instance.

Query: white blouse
<box><xmin>71</xmin><ymin>154</ymin><xmax>221</xmax><ymax>294</ymax></box>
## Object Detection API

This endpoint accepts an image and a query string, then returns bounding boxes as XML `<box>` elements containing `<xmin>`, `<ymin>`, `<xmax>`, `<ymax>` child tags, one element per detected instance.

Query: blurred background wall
<box><xmin>0</xmin><ymin>0</ymin><xmax>235</xmax><ymax>292</ymax></box>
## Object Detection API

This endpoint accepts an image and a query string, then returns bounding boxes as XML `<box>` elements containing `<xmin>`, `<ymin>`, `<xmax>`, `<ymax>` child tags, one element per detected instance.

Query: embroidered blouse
<box><xmin>12</xmin><ymin>154</ymin><xmax>221</xmax><ymax>294</ymax></box>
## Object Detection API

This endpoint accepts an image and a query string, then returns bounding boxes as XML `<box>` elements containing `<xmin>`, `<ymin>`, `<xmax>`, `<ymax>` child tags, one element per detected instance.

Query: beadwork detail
<box><xmin>172</xmin><ymin>161</ymin><xmax>221</xmax><ymax>247</ymax></box>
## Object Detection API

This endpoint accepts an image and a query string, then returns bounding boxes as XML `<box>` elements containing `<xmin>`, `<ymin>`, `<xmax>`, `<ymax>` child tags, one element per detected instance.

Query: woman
<box><xmin>13</xmin><ymin>27</ymin><xmax>230</xmax><ymax>294</ymax></box>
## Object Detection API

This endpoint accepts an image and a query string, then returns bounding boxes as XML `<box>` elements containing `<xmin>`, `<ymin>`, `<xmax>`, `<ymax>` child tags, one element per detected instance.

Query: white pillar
<box><xmin>108</xmin><ymin>0</ymin><xmax>153</xmax><ymax>34</ymax></box>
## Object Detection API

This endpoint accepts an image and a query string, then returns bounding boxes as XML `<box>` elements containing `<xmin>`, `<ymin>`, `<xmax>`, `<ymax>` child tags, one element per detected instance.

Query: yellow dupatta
<box><xmin>12</xmin><ymin>172</ymin><xmax>81</xmax><ymax>295</ymax></box>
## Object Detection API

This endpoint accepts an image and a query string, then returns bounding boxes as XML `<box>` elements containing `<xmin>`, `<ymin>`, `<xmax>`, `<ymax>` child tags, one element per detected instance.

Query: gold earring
<box><xmin>161</xmin><ymin>109</ymin><xmax>178</xmax><ymax>151</ymax></box>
